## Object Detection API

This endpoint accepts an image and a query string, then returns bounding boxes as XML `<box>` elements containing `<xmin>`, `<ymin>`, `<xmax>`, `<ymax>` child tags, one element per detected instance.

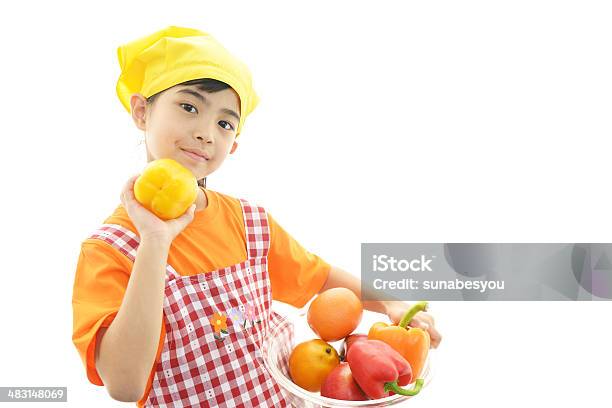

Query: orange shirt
<box><xmin>71</xmin><ymin>188</ymin><xmax>331</xmax><ymax>405</ymax></box>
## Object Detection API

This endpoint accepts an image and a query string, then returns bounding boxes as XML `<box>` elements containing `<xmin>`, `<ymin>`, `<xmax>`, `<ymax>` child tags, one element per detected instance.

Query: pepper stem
<box><xmin>384</xmin><ymin>379</ymin><xmax>424</xmax><ymax>396</ymax></box>
<box><xmin>398</xmin><ymin>301</ymin><xmax>428</xmax><ymax>328</ymax></box>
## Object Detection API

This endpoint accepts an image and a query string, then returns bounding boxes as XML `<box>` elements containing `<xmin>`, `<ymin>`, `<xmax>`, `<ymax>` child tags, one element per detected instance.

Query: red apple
<box><xmin>320</xmin><ymin>362</ymin><xmax>368</xmax><ymax>401</ymax></box>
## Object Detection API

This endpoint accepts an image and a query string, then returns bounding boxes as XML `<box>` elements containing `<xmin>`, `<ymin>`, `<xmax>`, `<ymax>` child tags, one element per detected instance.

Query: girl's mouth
<box><xmin>181</xmin><ymin>148</ymin><xmax>208</xmax><ymax>162</ymax></box>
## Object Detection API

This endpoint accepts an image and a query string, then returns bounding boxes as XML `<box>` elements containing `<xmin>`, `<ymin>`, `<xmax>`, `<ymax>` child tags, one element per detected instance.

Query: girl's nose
<box><xmin>195</xmin><ymin>133</ymin><xmax>213</xmax><ymax>143</ymax></box>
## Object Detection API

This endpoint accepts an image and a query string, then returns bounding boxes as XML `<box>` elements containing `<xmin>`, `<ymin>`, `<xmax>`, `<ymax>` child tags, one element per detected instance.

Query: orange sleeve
<box><xmin>71</xmin><ymin>240</ymin><xmax>131</xmax><ymax>386</ymax></box>
<box><xmin>266</xmin><ymin>212</ymin><xmax>331</xmax><ymax>308</ymax></box>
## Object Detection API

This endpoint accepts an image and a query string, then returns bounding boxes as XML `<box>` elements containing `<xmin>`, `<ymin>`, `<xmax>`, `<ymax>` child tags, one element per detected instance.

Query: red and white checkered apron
<box><xmin>89</xmin><ymin>199</ymin><xmax>295</xmax><ymax>407</ymax></box>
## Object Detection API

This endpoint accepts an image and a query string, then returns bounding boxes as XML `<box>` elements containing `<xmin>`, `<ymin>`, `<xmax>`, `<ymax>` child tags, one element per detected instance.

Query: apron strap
<box><xmin>88</xmin><ymin>224</ymin><xmax>180</xmax><ymax>280</ymax></box>
<box><xmin>239</xmin><ymin>199</ymin><xmax>271</xmax><ymax>259</ymax></box>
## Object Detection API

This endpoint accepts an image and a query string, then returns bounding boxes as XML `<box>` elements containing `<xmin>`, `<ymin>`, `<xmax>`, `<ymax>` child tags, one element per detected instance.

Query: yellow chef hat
<box><xmin>116</xmin><ymin>25</ymin><xmax>259</xmax><ymax>137</ymax></box>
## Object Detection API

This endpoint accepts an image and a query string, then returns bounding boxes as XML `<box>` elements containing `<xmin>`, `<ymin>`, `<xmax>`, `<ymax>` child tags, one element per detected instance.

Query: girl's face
<box><xmin>130</xmin><ymin>84</ymin><xmax>241</xmax><ymax>181</ymax></box>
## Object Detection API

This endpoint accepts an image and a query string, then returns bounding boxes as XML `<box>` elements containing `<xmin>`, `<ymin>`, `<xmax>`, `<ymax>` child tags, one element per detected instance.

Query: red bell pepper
<box><xmin>340</xmin><ymin>333</ymin><xmax>368</xmax><ymax>361</ymax></box>
<box><xmin>346</xmin><ymin>339</ymin><xmax>424</xmax><ymax>399</ymax></box>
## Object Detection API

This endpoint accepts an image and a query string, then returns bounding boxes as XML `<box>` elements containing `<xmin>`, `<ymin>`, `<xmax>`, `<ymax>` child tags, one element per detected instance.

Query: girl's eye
<box><xmin>181</xmin><ymin>103</ymin><xmax>234</xmax><ymax>131</ymax></box>
<box><xmin>180</xmin><ymin>103</ymin><xmax>197</xmax><ymax>114</ymax></box>
<box><xmin>219</xmin><ymin>120</ymin><xmax>235</xmax><ymax>131</ymax></box>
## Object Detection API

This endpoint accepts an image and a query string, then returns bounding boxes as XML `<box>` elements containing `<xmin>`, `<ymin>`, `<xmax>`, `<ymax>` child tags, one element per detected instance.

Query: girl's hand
<box><xmin>120</xmin><ymin>174</ymin><xmax>196</xmax><ymax>243</ymax></box>
<box><xmin>386</xmin><ymin>301</ymin><xmax>442</xmax><ymax>349</ymax></box>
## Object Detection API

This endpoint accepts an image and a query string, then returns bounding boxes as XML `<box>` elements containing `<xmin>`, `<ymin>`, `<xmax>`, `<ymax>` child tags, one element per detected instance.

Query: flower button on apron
<box><xmin>210</xmin><ymin>311</ymin><xmax>229</xmax><ymax>342</ymax></box>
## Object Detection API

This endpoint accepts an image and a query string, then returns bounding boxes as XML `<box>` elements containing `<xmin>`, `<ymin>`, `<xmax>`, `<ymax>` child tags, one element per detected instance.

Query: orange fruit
<box><xmin>288</xmin><ymin>339</ymin><xmax>340</xmax><ymax>392</ymax></box>
<box><xmin>307</xmin><ymin>288</ymin><xmax>363</xmax><ymax>342</ymax></box>
<box><xmin>134</xmin><ymin>158</ymin><xmax>198</xmax><ymax>220</ymax></box>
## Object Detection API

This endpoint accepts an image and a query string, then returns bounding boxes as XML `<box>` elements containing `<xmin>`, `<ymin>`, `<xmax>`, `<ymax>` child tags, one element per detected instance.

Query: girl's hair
<box><xmin>145</xmin><ymin>78</ymin><xmax>232</xmax><ymax>188</ymax></box>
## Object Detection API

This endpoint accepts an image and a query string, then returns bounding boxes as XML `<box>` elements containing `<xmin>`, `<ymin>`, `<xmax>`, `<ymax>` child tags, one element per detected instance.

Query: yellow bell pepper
<box><xmin>134</xmin><ymin>158</ymin><xmax>198</xmax><ymax>220</ymax></box>
<box><xmin>368</xmin><ymin>301</ymin><xmax>430</xmax><ymax>382</ymax></box>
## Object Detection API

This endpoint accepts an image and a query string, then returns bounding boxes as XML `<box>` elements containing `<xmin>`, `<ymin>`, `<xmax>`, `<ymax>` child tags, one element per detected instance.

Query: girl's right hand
<box><xmin>120</xmin><ymin>174</ymin><xmax>196</xmax><ymax>244</ymax></box>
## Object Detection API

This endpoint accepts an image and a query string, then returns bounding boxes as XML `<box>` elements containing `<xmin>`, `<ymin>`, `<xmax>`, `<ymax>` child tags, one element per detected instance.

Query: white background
<box><xmin>0</xmin><ymin>0</ymin><xmax>611</xmax><ymax>406</ymax></box>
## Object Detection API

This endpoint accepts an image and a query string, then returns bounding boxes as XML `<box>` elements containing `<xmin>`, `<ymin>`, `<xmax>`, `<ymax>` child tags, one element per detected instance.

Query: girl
<box><xmin>71</xmin><ymin>25</ymin><xmax>441</xmax><ymax>407</ymax></box>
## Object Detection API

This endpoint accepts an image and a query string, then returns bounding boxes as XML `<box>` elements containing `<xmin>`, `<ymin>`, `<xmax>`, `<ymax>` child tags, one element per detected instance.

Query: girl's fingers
<box><xmin>124</xmin><ymin>175</ymin><xmax>140</xmax><ymax>201</ymax></box>
<box><xmin>120</xmin><ymin>175</ymin><xmax>140</xmax><ymax>206</ymax></box>
<box><xmin>409</xmin><ymin>314</ymin><xmax>442</xmax><ymax>348</ymax></box>
<box><xmin>178</xmin><ymin>204</ymin><xmax>196</xmax><ymax>222</ymax></box>
<box><xmin>428</xmin><ymin>326</ymin><xmax>442</xmax><ymax>348</ymax></box>
<box><xmin>415</xmin><ymin>311</ymin><xmax>435</xmax><ymax>327</ymax></box>
<box><xmin>409</xmin><ymin>318</ymin><xmax>430</xmax><ymax>331</ymax></box>
<box><xmin>167</xmin><ymin>204</ymin><xmax>196</xmax><ymax>230</ymax></box>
